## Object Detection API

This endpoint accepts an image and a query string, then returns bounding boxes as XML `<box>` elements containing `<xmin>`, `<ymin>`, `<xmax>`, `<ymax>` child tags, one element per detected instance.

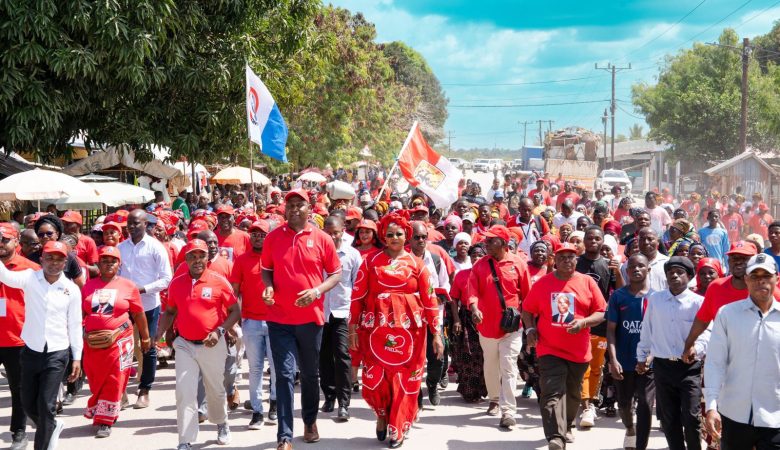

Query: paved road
<box><xmin>0</xmin><ymin>360</ymin><xmax>672</xmax><ymax>450</ymax></box>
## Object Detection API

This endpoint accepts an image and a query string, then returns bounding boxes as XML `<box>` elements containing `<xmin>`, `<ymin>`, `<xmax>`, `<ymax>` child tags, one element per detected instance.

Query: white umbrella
<box><xmin>46</xmin><ymin>181</ymin><xmax>156</xmax><ymax>209</ymax></box>
<box><xmin>0</xmin><ymin>169</ymin><xmax>100</xmax><ymax>201</ymax></box>
<box><xmin>297</xmin><ymin>172</ymin><xmax>327</xmax><ymax>183</ymax></box>
<box><xmin>211</xmin><ymin>166</ymin><xmax>270</xmax><ymax>185</ymax></box>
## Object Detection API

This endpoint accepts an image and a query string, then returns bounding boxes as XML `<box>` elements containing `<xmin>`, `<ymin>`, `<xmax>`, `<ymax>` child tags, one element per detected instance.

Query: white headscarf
<box><xmin>603</xmin><ymin>234</ymin><xmax>619</xmax><ymax>257</ymax></box>
<box><xmin>453</xmin><ymin>232</ymin><xmax>472</xmax><ymax>248</ymax></box>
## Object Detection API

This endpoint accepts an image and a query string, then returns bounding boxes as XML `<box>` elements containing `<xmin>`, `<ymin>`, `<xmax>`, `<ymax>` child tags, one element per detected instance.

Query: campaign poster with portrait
<box><xmin>550</xmin><ymin>292</ymin><xmax>575</xmax><ymax>326</ymax></box>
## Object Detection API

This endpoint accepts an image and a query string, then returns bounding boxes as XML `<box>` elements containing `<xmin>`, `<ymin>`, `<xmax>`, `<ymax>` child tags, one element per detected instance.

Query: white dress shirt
<box><xmin>0</xmin><ymin>263</ymin><xmax>82</xmax><ymax>358</ymax></box>
<box><xmin>621</xmin><ymin>253</ymin><xmax>669</xmax><ymax>293</ymax></box>
<box><xmin>637</xmin><ymin>288</ymin><xmax>708</xmax><ymax>362</ymax></box>
<box><xmin>552</xmin><ymin>211</ymin><xmax>583</xmax><ymax>230</ymax></box>
<box><xmin>323</xmin><ymin>241</ymin><xmax>361</xmax><ymax>321</ymax></box>
<box><xmin>704</xmin><ymin>298</ymin><xmax>780</xmax><ymax>428</ymax></box>
<box><xmin>118</xmin><ymin>234</ymin><xmax>173</xmax><ymax>311</ymax></box>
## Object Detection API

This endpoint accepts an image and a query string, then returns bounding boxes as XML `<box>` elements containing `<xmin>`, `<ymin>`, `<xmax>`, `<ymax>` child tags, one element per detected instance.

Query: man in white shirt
<box><xmin>644</xmin><ymin>192</ymin><xmax>672</xmax><ymax>237</ymax></box>
<box><xmin>410</xmin><ymin>222</ymin><xmax>450</xmax><ymax>407</ymax></box>
<box><xmin>0</xmin><ymin>240</ymin><xmax>82</xmax><ymax>450</ymax></box>
<box><xmin>621</xmin><ymin>227</ymin><xmax>669</xmax><ymax>293</ymax></box>
<box><xmin>703</xmin><ymin>253</ymin><xmax>780</xmax><ymax>448</ymax></box>
<box><xmin>119</xmin><ymin>209</ymin><xmax>173</xmax><ymax>409</ymax></box>
<box><xmin>553</xmin><ymin>200</ymin><xmax>584</xmax><ymax>230</ymax></box>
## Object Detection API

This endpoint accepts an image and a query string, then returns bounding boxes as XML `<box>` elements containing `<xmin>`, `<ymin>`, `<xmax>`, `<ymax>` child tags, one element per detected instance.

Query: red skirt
<box><xmin>83</xmin><ymin>328</ymin><xmax>135</xmax><ymax>425</ymax></box>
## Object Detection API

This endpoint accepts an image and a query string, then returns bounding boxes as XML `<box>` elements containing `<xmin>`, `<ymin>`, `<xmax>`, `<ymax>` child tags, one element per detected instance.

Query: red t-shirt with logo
<box><xmin>748</xmin><ymin>213</ymin><xmax>773</xmax><ymax>240</ymax></box>
<box><xmin>168</xmin><ymin>269</ymin><xmax>237</xmax><ymax>341</ymax></box>
<box><xmin>82</xmin><ymin>276</ymin><xmax>143</xmax><ymax>331</ymax></box>
<box><xmin>0</xmin><ymin>254</ymin><xmax>40</xmax><ymax>347</ymax></box>
<box><xmin>522</xmin><ymin>271</ymin><xmax>607</xmax><ymax>363</ymax></box>
<box><xmin>217</xmin><ymin>229</ymin><xmax>251</xmax><ymax>262</ymax></box>
<box><xmin>696</xmin><ymin>275</ymin><xmax>780</xmax><ymax>322</ymax></box>
<box><xmin>229</xmin><ymin>251</ymin><xmax>268</xmax><ymax>321</ymax></box>
<box><xmin>260</xmin><ymin>224</ymin><xmax>341</xmax><ymax>325</ymax></box>
<box><xmin>528</xmin><ymin>189</ymin><xmax>552</xmax><ymax>206</ymax></box>
<box><xmin>75</xmin><ymin>234</ymin><xmax>99</xmax><ymax>265</ymax></box>
<box><xmin>723</xmin><ymin>213</ymin><xmax>744</xmax><ymax>243</ymax></box>
<box><xmin>174</xmin><ymin>255</ymin><xmax>232</xmax><ymax>280</ymax></box>
<box><xmin>468</xmin><ymin>253</ymin><xmax>531</xmax><ymax>339</ymax></box>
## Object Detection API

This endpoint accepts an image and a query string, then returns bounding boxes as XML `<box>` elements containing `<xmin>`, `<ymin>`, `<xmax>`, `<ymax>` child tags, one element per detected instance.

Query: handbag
<box><xmin>488</xmin><ymin>259</ymin><xmax>522</xmax><ymax>333</ymax></box>
<box><xmin>85</xmin><ymin>321</ymin><xmax>130</xmax><ymax>349</ymax></box>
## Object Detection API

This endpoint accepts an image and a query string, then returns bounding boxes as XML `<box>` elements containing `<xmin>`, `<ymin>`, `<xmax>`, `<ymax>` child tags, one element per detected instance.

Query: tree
<box><xmin>0</xmin><ymin>0</ymin><xmax>318</xmax><ymax>164</ymax></box>
<box><xmin>628</xmin><ymin>124</ymin><xmax>644</xmax><ymax>140</ymax></box>
<box><xmin>632</xmin><ymin>29</ymin><xmax>780</xmax><ymax>162</ymax></box>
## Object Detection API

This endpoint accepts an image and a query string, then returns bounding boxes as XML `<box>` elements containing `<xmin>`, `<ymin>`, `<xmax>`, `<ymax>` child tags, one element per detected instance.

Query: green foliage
<box><xmin>632</xmin><ymin>29</ymin><xmax>780</xmax><ymax>162</ymax></box>
<box><xmin>628</xmin><ymin>124</ymin><xmax>643</xmax><ymax>140</ymax></box>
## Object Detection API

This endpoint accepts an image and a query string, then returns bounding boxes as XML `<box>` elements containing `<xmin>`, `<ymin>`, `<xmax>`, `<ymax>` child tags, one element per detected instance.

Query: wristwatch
<box><xmin>216</xmin><ymin>326</ymin><xmax>226</xmax><ymax>337</ymax></box>
<box><xmin>524</xmin><ymin>327</ymin><xmax>536</xmax><ymax>336</ymax></box>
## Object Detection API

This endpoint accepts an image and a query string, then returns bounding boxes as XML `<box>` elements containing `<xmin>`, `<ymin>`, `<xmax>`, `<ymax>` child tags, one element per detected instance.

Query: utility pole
<box><xmin>448</xmin><ymin>131</ymin><xmax>452</xmax><ymax>153</ymax></box>
<box><xmin>546</xmin><ymin>120</ymin><xmax>555</xmax><ymax>133</ymax></box>
<box><xmin>740</xmin><ymin>37</ymin><xmax>750</xmax><ymax>155</ymax></box>
<box><xmin>538</xmin><ymin>120</ymin><xmax>543</xmax><ymax>146</ymax></box>
<box><xmin>519</xmin><ymin>121</ymin><xmax>533</xmax><ymax>146</ymax></box>
<box><xmin>601</xmin><ymin>108</ymin><xmax>609</xmax><ymax>170</ymax></box>
<box><xmin>595</xmin><ymin>62</ymin><xmax>631</xmax><ymax>167</ymax></box>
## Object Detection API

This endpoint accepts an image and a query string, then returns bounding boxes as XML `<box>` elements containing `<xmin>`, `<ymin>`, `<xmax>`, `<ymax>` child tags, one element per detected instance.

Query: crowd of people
<box><xmin>0</xmin><ymin>168</ymin><xmax>778</xmax><ymax>450</ymax></box>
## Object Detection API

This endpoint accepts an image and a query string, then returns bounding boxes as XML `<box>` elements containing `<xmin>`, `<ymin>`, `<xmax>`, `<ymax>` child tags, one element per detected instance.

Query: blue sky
<box><xmin>327</xmin><ymin>0</ymin><xmax>780</xmax><ymax>150</ymax></box>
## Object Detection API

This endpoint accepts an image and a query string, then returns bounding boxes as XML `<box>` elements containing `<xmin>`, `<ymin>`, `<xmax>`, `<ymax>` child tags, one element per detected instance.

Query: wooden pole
<box><xmin>376</xmin><ymin>121</ymin><xmax>418</xmax><ymax>202</ymax></box>
<box><xmin>249</xmin><ymin>141</ymin><xmax>255</xmax><ymax>203</ymax></box>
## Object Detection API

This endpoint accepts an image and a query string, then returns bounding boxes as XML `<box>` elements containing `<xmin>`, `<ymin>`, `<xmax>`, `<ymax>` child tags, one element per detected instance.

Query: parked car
<box><xmin>596</xmin><ymin>169</ymin><xmax>633</xmax><ymax>193</ymax></box>
<box><xmin>448</xmin><ymin>157</ymin><xmax>470</xmax><ymax>170</ymax></box>
<box><xmin>510</xmin><ymin>159</ymin><xmax>524</xmax><ymax>170</ymax></box>
<box><xmin>472</xmin><ymin>158</ymin><xmax>491</xmax><ymax>172</ymax></box>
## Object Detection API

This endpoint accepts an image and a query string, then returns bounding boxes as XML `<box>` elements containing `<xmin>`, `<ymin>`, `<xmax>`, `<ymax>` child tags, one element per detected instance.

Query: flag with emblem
<box><xmin>246</xmin><ymin>65</ymin><xmax>288</xmax><ymax>162</ymax></box>
<box><xmin>397</xmin><ymin>122</ymin><xmax>462</xmax><ymax>208</ymax></box>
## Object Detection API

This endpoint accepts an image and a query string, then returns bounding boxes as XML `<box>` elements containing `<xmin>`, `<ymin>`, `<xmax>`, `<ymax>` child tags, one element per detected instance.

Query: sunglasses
<box><xmin>385</xmin><ymin>232</ymin><xmax>404</xmax><ymax>239</ymax></box>
<box><xmin>412</xmin><ymin>235</ymin><xmax>428</xmax><ymax>241</ymax></box>
<box><xmin>37</xmin><ymin>231</ymin><xmax>56</xmax><ymax>238</ymax></box>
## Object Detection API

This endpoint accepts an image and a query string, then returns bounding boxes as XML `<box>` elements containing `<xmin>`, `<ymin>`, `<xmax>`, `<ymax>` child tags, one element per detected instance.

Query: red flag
<box><xmin>397</xmin><ymin>123</ymin><xmax>462</xmax><ymax>208</ymax></box>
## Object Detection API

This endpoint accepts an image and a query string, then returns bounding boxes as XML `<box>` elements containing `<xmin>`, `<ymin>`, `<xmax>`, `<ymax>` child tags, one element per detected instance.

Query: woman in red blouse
<box><xmin>81</xmin><ymin>246</ymin><xmax>150</xmax><ymax>438</ymax></box>
<box><xmin>349</xmin><ymin>213</ymin><xmax>443</xmax><ymax>448</ymax></box>
<box><xmin>353</xmin><ymin>219</ymin><xmax>383</xmax><ymax>258</ymax></box>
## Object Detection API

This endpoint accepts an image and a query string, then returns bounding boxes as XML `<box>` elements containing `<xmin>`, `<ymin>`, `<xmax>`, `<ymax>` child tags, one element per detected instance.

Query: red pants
<box><xmin>360</xmin><ymin>326</ymin><xmax>427</xmax><ymax>441</ymax></box>
<box><xmin>83</xmin><ymin>329</ymin><xmax>135</xmax><ymax>425</ymax></box>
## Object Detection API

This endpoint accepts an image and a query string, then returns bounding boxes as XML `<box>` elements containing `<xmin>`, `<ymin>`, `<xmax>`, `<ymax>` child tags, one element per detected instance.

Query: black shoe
<box><xmin>62</xmin><ymin>393</ymin><xmax>76</xmax><ymax>406</ymax></box>
<box><xmin>438</xmin><ymin>377</ymin><xmax>449</xmax><ymax>390</ymax></box>
<box><xmin>248</xmin><ymin>412</ymin><xmax>264</xmax><ymax>430</ymax></box>
<box><xmin>321</xmin><ymin>399</ymin><xmax>335</xmax><ymax>413</ymax></box>
<box><xmin>336</xmin><ymin>406</ymin><xmax>350</xmax><ymax>422</ymax></box>
<box><xmin>428</xmin><ymin>387</ymin><xmax>441</xmax><ymax>406</ymax></box>
<box><xmin>268</xmin><ymin>400</ymin><xmax>278</xmax><ymax>422</ymax></box>
<box><xmin>56</xmin><ymin>401</ymin><xmax>63</xmax><ymax>415</ymax></box>
<box><xmin>353</xmin><ymin>382</ymin><xmax>360</xmax><ymax>393</ymax></box>
<box><xmin>376</xmin><ymin>426</ymin><xmax>387</xmax><ymax>442</ymax></box>
<box><xmin>244</xmin><ymin>400</ymin><xmax>253</xmax><ymax>411</ymax></box>
<box><xmin>10</xmin><ymin>430</ymin><xmax>28</xmax><ymax>450</ymax></box>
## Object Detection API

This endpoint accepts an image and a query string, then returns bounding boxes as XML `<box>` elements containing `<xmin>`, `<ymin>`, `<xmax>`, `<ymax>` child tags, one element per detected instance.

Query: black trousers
<box><xmin>721</xmin><ymin>415</ymin><xmax>780</xmax><ymax>450</ymax></box>
<box><xmin>20</xmin><ymin>346</ymin><xmax>69</xmax><ymax>450</ymax></box>
<box><xmin>0</xmin><ymin>346</ymin><xmax>26</xmax><ymax>432</ymax></box>
<box><xmin>654</xmin><ymin>358</ymin><xmax>702</xmax><ymax>450</ymax></box>
<box><xmin>615</xmin><ymin>370</ymin><xmax>656</xmax><ymax>450</ymax></box>
<box><xmin>418</xmin><ymin>326</ymin><xmax>444</xmax><ymax>408</ymax></box>
<box><xmin>319</xmin><ymin>315</ymin><xmax>351</xmax><ymax>407</ymax></box>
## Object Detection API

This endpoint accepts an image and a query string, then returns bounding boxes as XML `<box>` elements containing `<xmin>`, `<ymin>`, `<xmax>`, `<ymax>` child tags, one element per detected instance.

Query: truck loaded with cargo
<box><xmin>543</xmin><ymin>127</ymin><xmax>600</xmax><ymax>188</ymax></box>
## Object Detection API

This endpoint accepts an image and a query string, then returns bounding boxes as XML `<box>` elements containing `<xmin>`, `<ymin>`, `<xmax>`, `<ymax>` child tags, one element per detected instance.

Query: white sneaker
<box><xmin>579</xmin><ymin>405</ymin><xmax>596</xmax><ymax>428</ymax></box>
<box><xmin>47</xmin><ymin>419</ymin><xmax>64</xmax><ymax>450</ymax></box>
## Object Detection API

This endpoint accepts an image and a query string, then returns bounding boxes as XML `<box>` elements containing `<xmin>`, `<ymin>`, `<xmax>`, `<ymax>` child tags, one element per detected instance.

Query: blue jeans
<box><xmin>268</xmin><ymin>322</ymin><xmax>322</xmax><ymax>443</ymax></box>
<box><xmin>139</xmin><ymin>306</ymin><xmax>160</xmax><ymax>391</ymax></box>
<box><xmin>243</xmin><ymin>319</ymin><xmax>276</xmax><ymax>414</ymax></box>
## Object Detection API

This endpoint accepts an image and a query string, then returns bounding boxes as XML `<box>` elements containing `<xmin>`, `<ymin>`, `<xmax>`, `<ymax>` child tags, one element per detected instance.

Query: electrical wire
<box><xmin>618</xmin><ymin>0</ymin><xmax>708</xmax><ymax>62</ymax></box>
<box><xmin>440</xmin><ymin>75</ymin><xmax>607</xmax><ymax>87</ymax></box>
<box><xmin>448</xmin><ymin>99</ymin><xmax>611</xmax><ymax>108</ymax></box>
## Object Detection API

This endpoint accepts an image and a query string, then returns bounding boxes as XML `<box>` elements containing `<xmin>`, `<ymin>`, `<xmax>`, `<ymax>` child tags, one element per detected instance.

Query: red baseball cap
<box><xmin>184</xmin><ymin>239</ymin><xmax>208</xmax><ymax>256</ymax></box>
<box><xmin>356</xmin><ymin>219</ymin><xmax>378</xmax><ymax>233</ymax></box>
<box><xmin>411</xmin><ymin>205</ymin><xmax>429</xmax><ymax>214</ymax></box>
<box><xmin>43</xmin><ymin>241</ymin><xmax>68</xmax><ymax>257</ymax></box>
<box><xmin>215</xmin><ymin>205</ymin><xmax>235</xmax><ymax>216</ymax></box>
<box><xmin>285</xmin><ymin>189</ymin><xmax>309</xmax><ymax>203</ymax></box>
<box><xmin>98</xmin><ymin>245</ymin><xmax>122</xmax><ymax>261</ymax></box>
<box><xmin>61</xmin><ymin>211</ymin><xmax>83</xmax><ymax>225</ymax></box>
<box><xmin>346</xmin><ymin>206</ymin><xmax>363</xmax><ymax>221</ymax></box>
<box><xmin>187</xmin><ymin>219</ymin><xmax>209</xmax><ymax>239</ymax></box>
<box><xmin>726</xmin><ymin>241</ymin><xmax>758</xmax><ymax>256</ymax></box>
<box><xmin>555</xmin><ymin>242</ymin><xmax>579</xmax><ymax>255</ymax></box>
<box><xmin>248</xmin><ymin>220</ymin><xmax>270</xmax><ymax>234</ymax></box>
<box><xmin>102</xmin><ymin>222</ymin><xmax>124</xmax><ymax>233</ymax></box>
<box><xmin>104</xmin><ymin>213</ymin><xmax>127</xmax><ymax>227</ymax></box>
<box><xmin>482</xmin><ymin>225</ymin><xmax>511</xmax><ymax>242</ymax></box>
<box><xmin>758</xmin><ymin>202</ymin><xmax>769</xmax><ymax>211</ymax></box>
<box><xmin>0</xmin><ymin>222</ymin><xmax>18</xmax><ymax>239</ymax></box>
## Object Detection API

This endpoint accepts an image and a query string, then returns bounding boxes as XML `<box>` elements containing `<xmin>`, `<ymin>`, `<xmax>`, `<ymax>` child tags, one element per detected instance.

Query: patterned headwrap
<box><xmin>443</xmin><ymin>214</ymin><xmax>463</xmax><ymax>232</ymax></box>
<box><xmin>378</xmin><ymin>212</ymin><xmax>412</xmax><ymax>244</ymax></box>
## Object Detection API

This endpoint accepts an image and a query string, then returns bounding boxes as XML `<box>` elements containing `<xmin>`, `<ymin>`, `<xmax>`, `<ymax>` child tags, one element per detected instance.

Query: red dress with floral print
<box><xmin>350</xmin><ymin>250</ymin><xmax>439</xmax><ymax>441</ymax></box>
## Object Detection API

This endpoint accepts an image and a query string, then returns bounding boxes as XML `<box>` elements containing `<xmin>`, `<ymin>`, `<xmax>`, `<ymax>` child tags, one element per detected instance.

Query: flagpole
<box><xmin>249</xmin><ymin>140</ymin><xmax>255</xmax><ymax>203</ymax></box>
<box><xmin>376</xmin><ymin>121</ymin><xmax>418</xmax><ymax>202</ymax></box>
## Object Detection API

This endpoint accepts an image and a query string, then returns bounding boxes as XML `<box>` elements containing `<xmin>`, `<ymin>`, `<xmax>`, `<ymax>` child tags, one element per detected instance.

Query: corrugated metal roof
<box><xmin>0</xmin><ymin>153</ymin><xmax>35</xmax><ymax>177</ymax></box>
<box><xmin>704</xmin><ymin>151</ymin><xmax>779</xmax><ymax>176</ymax></box>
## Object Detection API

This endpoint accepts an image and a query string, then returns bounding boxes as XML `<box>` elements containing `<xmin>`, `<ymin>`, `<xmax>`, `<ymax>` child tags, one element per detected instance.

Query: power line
<box><xmin>617</xmin><ymin>103</ymin><xmax>646</xmax><ymax>120</ymax></box>
<box><xmin>448</xmin><ymin>99</ymin><xmax>610</xmax><ymax>108</ymax></box>
<box><xmin>619</xmin><ymin>0</ymin><xmax>708</xmax><ymax>61</ymax></box>
<box><xmin>674</xmin><ymin>0</ymin><xmax>754</xmax><ymax>49</ymax></box>
<box><xmin>733</xmin><ymin>0</ymin><xmax>780</xmax><ymax>30</ymax></box>
<box><xmin>440</xmin><ymin>75</ymin><xmax>607</xmax><ymax>87</ymax></box>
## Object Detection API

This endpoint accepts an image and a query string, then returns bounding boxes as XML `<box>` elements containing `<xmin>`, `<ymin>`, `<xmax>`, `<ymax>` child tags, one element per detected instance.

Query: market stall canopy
<box><xmin>0</xmin><ymin>169</ymin><xmax>101</xmax><ymax>201</ymax></box>
<box><xmin>63</xmin><ymin>146</ymin><xmax>185</xmax><ymax>180</ymax></box>
<box><xmin>211</xmin><ymin>166</ymin><xmax>270</xmax><ymax>185</ymax></box>
<box><xmin>45</xmin><ymin>181</ymin><xmax>156</xmax><ymax>209</ymax></box>
<box><xmin>297</xmin><ymin>171</ymin><xmax>327</xmax><ymax>183</ymax></box>
<box><xmin>78</xmin><ymin>174</ymin><xmax>118</xmax><ymax>182</ymax></box>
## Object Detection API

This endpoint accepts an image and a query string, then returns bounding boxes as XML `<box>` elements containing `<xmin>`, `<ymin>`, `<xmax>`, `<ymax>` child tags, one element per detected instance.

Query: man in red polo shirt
<box><xmin>0</xmin><ymin>223</ymin><xmax>39</xmax><ymax>449</ymax></box>
<box><xmin>468</xmin><ymin>225</ymin><xmax>531</xmax><ymax>429</ymax></box>
<box><xmin>62</xmin><ymin>210</ymin><xmax>99</xmax><ymax>277</ymax></box>
<box><xmin>215</xmin><ymin>205</ymin><xmax>251</xmax><ymax>262</ymax></box>
<box><xmin>261</xmin><ymin>189</ymin><xmax>342</xmax><ymax>449</ymax></box>
<box><xmin>521</xmin><ymin>242</ymin><xmax>607</xmax><ymax>449</ymax></box>
<box><xmin>682</xmin><ymin>240</ymin><xmax>780</xmax><ymax>362</ymax></box>
<box><xmin>230</xmin><ymin>220</ymin><xmax>277</xmax><ymax>429</ymax></box>
<box><xmin>156</xmin><ymin>239</ymin><xmax>241</xmax><ymax>450</ymax></box>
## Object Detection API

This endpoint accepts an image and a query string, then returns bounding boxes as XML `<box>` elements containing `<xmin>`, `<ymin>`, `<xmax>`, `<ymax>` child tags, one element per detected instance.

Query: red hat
<box><xmin>726</xmin><ymin>240</ymin><xmax>758</xmax><ymax>256</ymax></box>
<box><xmin>285</xmin><ymin>189</ymin><xmax>309</xmax><ymax>203</ymax></box>
<box><xmin>482</xmin><ymin>225</ymin><xmax>511</xmax><ymax>242</ymax></box>
<box><xmin>411</xmin><ymin>204</ymin><xmax>429</xmax><ymax>214</ymax></box>
<box><xmin>0</xmin><ymin>223</ymin><xmax>18</xmax><ymax>239</ymax></box>
<box><xmin>555</xmin><ymin>242</ymin><xmax>579</xmax><ymax>255</ymax></box>
<box><xmin>42</xmin><ymin>241</ymin><xmax>68</xmax><ymax>258</ymax></box>
<box><xmin>98</xmin><ymin>245</ymin><xmax>122</xmax><ymax>261</ymax></box>
<box><xmin>187</xmin><ymin>219</ymin><xmax>210</xmax><ymax>239</ymax></box>
<box><xmin>102</xmin><ymin>222</ymin><xmax>123</xmax><ymax>233</ymax></box>
<box><xmin>758</xmin><ymin>202</ymin><xmax>769</xmax><ymax>211</ymax></box>
<box><xmin>183</xmin><ymin>239</ymin><xmax>208</xmax><ymax>255</ymax></box>
<box><xmin>216</xmin><ymin>205</ymin><xmax>235</xmax><ymax>216</ymax></box>
<box><xmin>61</xmin><ymin>210</ymin><xmax>83</xmax><ymax>225</ymax></box>
<box><xmin>355</xmin><ymin>219</ymin><xmax>378</xmax><ymax>233</ymax></box>
<box><xmin>346</xmin><ymin>206</ymin><xmax>363</xmax><ymax>221</ymax></box>
<box><xmin>313</xmin><ymin>203</ymin><xmax>329</xmax><ymax>217</ymax></box>
<box><xmin>248</xmin><ymin>220</ymin><xmax>270</xmax><ymax>234</ymax></box>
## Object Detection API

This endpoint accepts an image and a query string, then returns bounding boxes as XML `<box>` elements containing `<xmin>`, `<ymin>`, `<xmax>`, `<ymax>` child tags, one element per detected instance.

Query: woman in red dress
<box><xmin>349</xmin><ymin>213</ymin><xmax>443</xmax><ymax>448</ymax></box>
<box><xmin>81</xmin><ymin>246</ymin><xmax>150</xmax><ymax>437</ymax></box>
<box><xmin>353</xmin><ymin>219</ymin><xmax>383</xmax><ymax>258</ymax></box>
